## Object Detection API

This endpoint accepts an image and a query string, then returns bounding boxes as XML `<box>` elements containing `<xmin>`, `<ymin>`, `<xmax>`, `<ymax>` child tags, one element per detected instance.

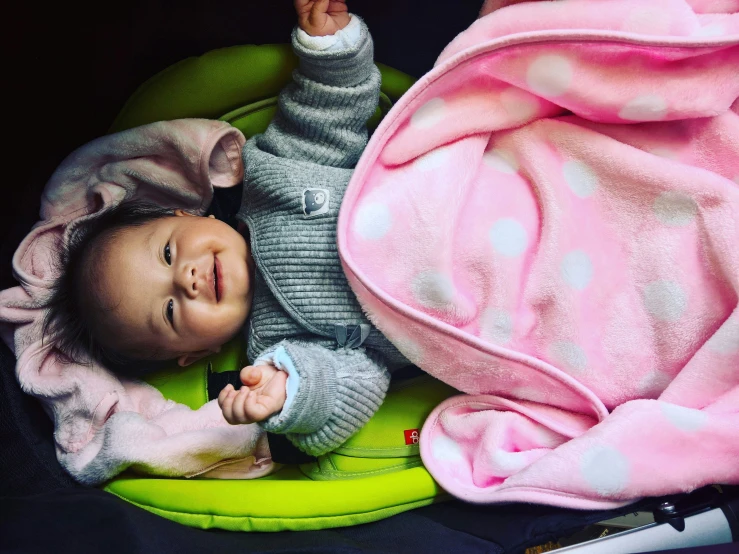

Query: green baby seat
<box><xmin>103</xmin><ymin>43</ymin><xmax>457</xmax><ymax>532</ymax></box>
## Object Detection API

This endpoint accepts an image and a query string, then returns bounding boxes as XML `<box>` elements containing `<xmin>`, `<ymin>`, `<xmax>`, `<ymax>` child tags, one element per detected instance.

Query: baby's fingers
<box><xmin>229</xmin><ymin>386</ymin><xmax>250</xmax><ymax>423</ymax></box>
<box><xmin>220</xmin><ymin>388</ymin><xmax>240</xmax><ymax>424</ymax></box>
<box><xmin>240</xmin><ymin>366</ymin><xmax>262</xmax><ymax>387</ymax></box>
<box><xmin>217</xmin><ymin>384</ymin><xmax>234</xmax><ymax>408</ymax></box>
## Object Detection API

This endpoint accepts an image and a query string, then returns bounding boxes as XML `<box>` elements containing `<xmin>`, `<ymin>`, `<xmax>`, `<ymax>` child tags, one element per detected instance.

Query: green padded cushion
<box><xmin>109</xmin><ymin>43</ymin><xmax>415</xmax><ymax>137</ymax></box>
<box><xmin>102</xmin><ymin>42</ymin><xmax>454</xmax><ymax>532</ymax></box>
<box><xmin>105</xmin><ymin>376</ymin><xmax>455</xmax><ymax>532</ymax></box>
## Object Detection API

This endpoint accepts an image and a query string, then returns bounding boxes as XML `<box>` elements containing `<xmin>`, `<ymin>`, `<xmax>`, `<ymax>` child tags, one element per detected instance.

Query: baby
<box><xmin>44</xmin><ymin>0</ymin><xmax>410</xmax><ymax>457</ymax></box>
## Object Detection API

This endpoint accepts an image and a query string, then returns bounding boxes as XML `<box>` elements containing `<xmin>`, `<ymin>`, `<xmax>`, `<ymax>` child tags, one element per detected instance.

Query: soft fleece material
<box><xmin>0</xmin><ymin>119</ymin><xmax>274</xmax><ymax>485</ymax></box>
<box><xmin>338</xmin><ymin>0</ymin><xmax>739</xmax><ymax>509</ymax></box>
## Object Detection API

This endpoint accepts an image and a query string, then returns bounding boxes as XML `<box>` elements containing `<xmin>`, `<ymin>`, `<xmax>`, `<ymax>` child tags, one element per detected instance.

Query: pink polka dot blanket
<box><xmin>337</xmin><ymin>0</ymin><xmax>739</xmax><ymax>509</ymax></box>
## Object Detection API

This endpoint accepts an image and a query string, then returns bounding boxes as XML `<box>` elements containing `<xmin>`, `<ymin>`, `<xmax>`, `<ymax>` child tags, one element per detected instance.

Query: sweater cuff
<box><xmin>291</xmin><ymin>16</ymin><xmax>375</xmax><ymax>88</ymax></box>
<box><xmin>259</xmin><ymin>341</ymin><xmax>337</xmax><ymax>436</ymax></box>
<box><xmin>295</xmin><ymin>14</ymin><xmax>361</xmax><ymax>52</ymax></box>
<box><xmin>287</xmin><ymin>363</ymin><xmax>389</xmax><ymax>456</ymax></box>
<box><xmin>255</xmin><ymin>345</ymin><xmax>300</xmax><ymax>415</ymax></box>
<box><xmin>259</xmin><ymin>342</ymin><xmax>391</xmax><ymax>457</ymax></box>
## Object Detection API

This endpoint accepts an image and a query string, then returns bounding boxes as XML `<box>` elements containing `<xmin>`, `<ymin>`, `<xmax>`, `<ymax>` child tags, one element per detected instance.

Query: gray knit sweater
<box><xmin>236</xmin><ymin>21</ymin><xmax>409</xmax><ymax>456</ymax></box>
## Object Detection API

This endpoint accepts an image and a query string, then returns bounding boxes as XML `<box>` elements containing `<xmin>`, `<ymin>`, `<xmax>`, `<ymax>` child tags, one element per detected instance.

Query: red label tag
<box><xmin>404</xmin><ymin>428</ymin><xmax>420</xmax><ymax>445</ymax></box>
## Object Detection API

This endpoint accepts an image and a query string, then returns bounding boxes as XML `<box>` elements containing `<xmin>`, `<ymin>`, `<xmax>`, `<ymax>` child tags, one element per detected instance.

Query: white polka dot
<box><xmin>510</xmin><ymin>386</ymin><xmax>549</xmax><ymax>404</ymax></box>
<box><xmin>561</xmin><ymin>250</ymin><xmax>594</xmax><ymax>290</ymax></box>
<box><xmin>623</xmin><ymin>8</ymin><xmax>671</xmax><ymax>35</ymax></box>
<box><xmin>411</xmin><ymin>97</ymin><xmax>447</xmax><ymax>129</ymax></box>
<box><xmin>490</xmin><ymin>449</ymin><xmax>527</xmax><ymax>476</ymax></box>
<box><xmin>707</xmin><ymin>317</ymin><xmax>739</xmax><ymax>355</ymax></box>
<box><xmin>661</xmin><ymin>403</ymin><xmax>707</xmax><ymax>432</ymax></box>
<box><xmin>353</xmin><ymin>202</ymin><xmax>392</xmax><ymax>240</ymax></box>
<box><xmin>412</xmin><ymin>271</ymin><xmax>456</xmax><ymax>310</ymax></box>
<box><xmin>392</xmin><ymin>336</ymin><xmax>425</xmax><ymax>365</ymax></box>
<box><xmin>414</xmin><ymin>148</ymin><xmax>450</xmax><ymax>171</ymax></box>
<box><xmin>693</xmin><ymin>23</ymin><xmax>724</xmax><ymax>37</ymax></box>
<box><xmin>480</xmin><ymin>308</ymin><xmax>513</xmax><ymax>345</ymax></box>
<box><xmin>581</xmin><ymin>446</ymin><xmax>630</xmax><ymax>496</ymax></box>
<box><xmin>643</xmin><ymin>280</ymin><xmax>687</xmax><ymax>322</ymax></box>
<box><xmin>653</xmin><ymin>191</ymin><xmax>698</xmax><ymax>227</ymax></box>
<box><xmin>482</xmin><ymin>149</ymin><xmax>519</xmax><ymax>174</ymax></box>
<box><xmin>563</xmin><ymin>160</ymin><xmax>598</xmax><ymax>198</ymax></box>
<box><xmin>489</xmin><ymin>218</ymin><xmax>528</xmax><ymax>257</ymax></box>
<box><xmin>500</xmin><ymin>87</ymin><xmax>539</xmax><ymax>120</ymax></box>
<box><xmin>650</xmin><ymin>147</ymin><xmax>677</xmax><ymax>159</ymax></box>
<box><xmin>526</xmin><ymin>55</ymin><xmax>573</xmax><ymax>97</ymax></box>
<box><xmin>550</xmin><ymin>341</ymin><xmax>588</xmax><ymax>373</ymax></box>
<box><xmin>619</xmin><ymin>95</ymin><xmax>668</xmax><ymax>121</ymax></box>
<box><xmin>431</xmin><ymin>435</ymin><xmax>465</xmax><ymax>463</ymax></box>
<box><xmin>638</xmin><ymin>370</ymin><xmax>672</xmax><ymax>398</ymax></box>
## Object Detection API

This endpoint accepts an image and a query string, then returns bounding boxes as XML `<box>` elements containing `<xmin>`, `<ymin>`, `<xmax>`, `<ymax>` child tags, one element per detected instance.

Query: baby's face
<box><xmin>96</xmin><ymin>211</ymin><xmax>253</xmax><ymax>365</ymax></box>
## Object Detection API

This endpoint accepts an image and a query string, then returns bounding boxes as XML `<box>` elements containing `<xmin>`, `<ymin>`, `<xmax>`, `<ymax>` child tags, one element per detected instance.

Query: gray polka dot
<box><xmin>412</xmin><ymin>271</ymin><xmax>455</xmax><ymax>310</ymax></box>
<box><xmin>653</xmin><ymin>191</ymin><xmax>697</xmax><ymax>227</ymax></box>
<box><xmin>550</xmin><ymin>341</ymin><xmax>588</xmax><ymax>373</ymax></box>
<box><xmin>643</xmin><ymin>280</ymin><xmax>687</xmax><ymax>322</ymax></box>
<box><xmin>480</xmin><ymin>308</ymin><xmax>513</xmax><ymax>345</ymax></box>
<box><xmin>563</xmin><ymin>160</ymin><xmax>598</xmax><ymax>198</ymax></box>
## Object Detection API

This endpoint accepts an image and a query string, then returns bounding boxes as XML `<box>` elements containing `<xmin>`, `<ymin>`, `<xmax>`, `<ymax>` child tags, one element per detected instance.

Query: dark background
<box><xmin>3</xmin><ymin>3</ymin><xmax>737</xmax><ymax>552</ymax></box>
<box><xmin>2</xmin><ymin>0</ymin><xmax>483</xmax><ymax>290</ymax></box>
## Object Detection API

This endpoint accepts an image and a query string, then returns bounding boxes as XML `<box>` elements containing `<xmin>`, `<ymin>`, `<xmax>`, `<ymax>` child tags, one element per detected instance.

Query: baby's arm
<box><xmin>221</xmin><ymin>340</ymin><xmax>390</xmax><ymax>456</ymax></box>
<box><xmin>253</xmin><ymin>1</ymin><xmax>381</xmax><ymax>168</ymax></box>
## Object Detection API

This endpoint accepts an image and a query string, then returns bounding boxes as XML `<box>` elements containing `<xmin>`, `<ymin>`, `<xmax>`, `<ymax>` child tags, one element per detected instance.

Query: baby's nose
<box><xmin>177</xmin><ymin>265</ymin><xmax>200</xmax><ymax>298</ymax></box>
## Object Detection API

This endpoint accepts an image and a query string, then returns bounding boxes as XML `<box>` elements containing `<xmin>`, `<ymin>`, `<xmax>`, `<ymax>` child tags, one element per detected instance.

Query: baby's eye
<box><xmin>164</xmin><ymin>243</ymin><xmax>172</xmax><ymax>265</ymax></box>
<box><xmin>166</xmin><ymin>299</ymin><xmax>174</xmax><ymax>325</ymax></box>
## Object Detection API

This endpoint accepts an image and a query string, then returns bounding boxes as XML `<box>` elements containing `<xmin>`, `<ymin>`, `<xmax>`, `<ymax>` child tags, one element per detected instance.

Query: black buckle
<box><xmin>206</xmin><ymin>363</ymin><xmax>243</xmax><ymax>401</ymax></box>
<box><xmin>653</xmin><ymin>486</ymin><xmax>726</xmax><ymax>532</ymax></box>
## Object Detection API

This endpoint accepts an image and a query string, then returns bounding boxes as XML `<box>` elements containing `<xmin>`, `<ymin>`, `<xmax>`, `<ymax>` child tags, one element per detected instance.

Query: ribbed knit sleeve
<box><xmin>253</xmin><ymin>18</ymin><xmax>381</xmax><ymax>168</ymax></box>
<box><xmin>235</xmin><ymin>19</ymin><xmax>410</xmax><ymax>455</ymax></box>
<box><xmin>258</xmin><ymin>340</ymin><xmax>391</xmax><ymax>456</ymax></box>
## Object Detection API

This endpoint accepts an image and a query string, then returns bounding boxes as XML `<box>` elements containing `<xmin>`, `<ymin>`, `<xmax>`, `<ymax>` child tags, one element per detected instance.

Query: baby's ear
<box><xmin>177</xmin><ymin>349</ymin><xmax>211</xmax><ymax>367</ymax></box>
<box><xmin>174</xmin><ymin>209</ymin><xmax>198</xmax><ymax>218</ymax></box>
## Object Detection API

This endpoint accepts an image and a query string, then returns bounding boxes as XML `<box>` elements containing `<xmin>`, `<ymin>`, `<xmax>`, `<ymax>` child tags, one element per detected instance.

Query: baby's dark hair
<box><xmin>43</xmin><ymin>200</ymin><xmax>176</xmax><ymax>376</ymax></box>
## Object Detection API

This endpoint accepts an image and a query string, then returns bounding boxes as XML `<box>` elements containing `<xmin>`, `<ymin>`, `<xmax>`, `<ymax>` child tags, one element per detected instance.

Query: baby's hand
<box><xmin>218</xmin><ymin>364</ymin><xmax>287</xmax><ymax>424</ymax></box>
<box><xmin>295</xmin><ymin>0</ymin><xmax>351</xmax><ymax>37</ymax></box>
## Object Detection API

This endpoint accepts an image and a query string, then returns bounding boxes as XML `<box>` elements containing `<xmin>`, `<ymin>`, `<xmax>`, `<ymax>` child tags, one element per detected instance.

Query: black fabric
<box><xmin>206</xmin><ymin>367</ymin><xmax>244</xmax><ymax>400</ymax></box>
<box><xmin>266</xmin><ymin>432</ymin><xmax>318</xmax><ymax>465</ymax></box>
<box><xmin>0</xmin><ymin>346</ymin><xmax>77</xmax><ymax>497</ymax></box>
<box><xmin>1</xmin><ymin>487</ymin><xmax>662</xmax><ymax>554</ymax></box>
<box><xmin>208</xmin><ymin>185</ymin><xmax>245</xmax><ymax>230</ymax></box>
<box><xmin>721</xmin><ymin>499</ymin><xmax>739</xmax><ymax>541</ymax></box>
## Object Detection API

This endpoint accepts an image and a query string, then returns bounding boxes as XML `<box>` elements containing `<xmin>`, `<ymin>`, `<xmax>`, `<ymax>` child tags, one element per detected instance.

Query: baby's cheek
<box><xmin>186</xmin><ymin>302</ymin><xmax>245</xmax><ymax>346</ymax></box>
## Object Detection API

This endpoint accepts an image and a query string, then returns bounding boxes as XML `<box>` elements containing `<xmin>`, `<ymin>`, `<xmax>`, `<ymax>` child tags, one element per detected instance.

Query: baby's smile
<box><xmin>94</xmin><ymin>211</ymin><xmax>254</xmax><ymax>365</ymax></box>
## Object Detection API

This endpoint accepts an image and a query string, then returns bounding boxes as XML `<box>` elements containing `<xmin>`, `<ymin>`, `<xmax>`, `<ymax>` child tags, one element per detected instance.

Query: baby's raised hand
<box><xmin>295</xmin><ymin>0</ymin><xmax>350</xmax><ymax>37</ymax></box>
<box><xmin>218</xmin><ymin>364</ymin><xmax>287</xmax><ymax>424</ymax></box>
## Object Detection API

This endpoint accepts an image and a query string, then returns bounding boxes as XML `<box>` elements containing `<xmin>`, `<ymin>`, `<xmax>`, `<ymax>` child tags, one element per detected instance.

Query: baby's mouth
<box><xmin>214</xmin><ymin>257</ymin><xmax>220</xmax><ymax>302</ymax></box>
